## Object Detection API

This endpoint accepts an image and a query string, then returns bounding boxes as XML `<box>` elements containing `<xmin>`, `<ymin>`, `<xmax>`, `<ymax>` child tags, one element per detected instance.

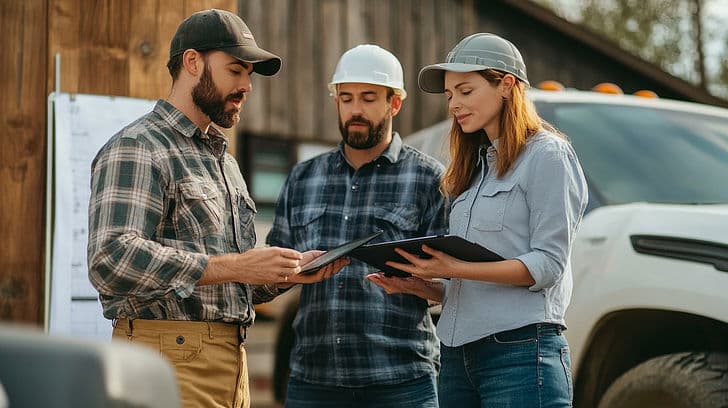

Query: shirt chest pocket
<box><xmin>472</xmin><ymin>181</ymin><xmax>517</xmax><ymax>232</ymax></box>
<box><xmin>174</xmin><ymin>180</ymin><xmax>223</xmax><ymax>239</ymax></box>
<box><xmin>290</xmin><ymin>204</ymin><xmax>327</xmax><ymax>249</ymax></box>
<box><xmin>237</xmin><ymin>192</ymin><xmax>257</xmax><ymax>230</ymax></box>
<box><xmin>374</xmin><ymin>203</ymin><xmax>420</xmax><ymax>240</ymax></box>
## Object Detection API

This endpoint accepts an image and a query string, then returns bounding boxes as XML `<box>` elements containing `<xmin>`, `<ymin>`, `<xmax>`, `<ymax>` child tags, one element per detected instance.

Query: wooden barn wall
<box><xmin>237</xmin><ymin>0</ymin><xmax>478</xmax><ymax>143</ymax></box>
<box><xmin>0</xmin><ymin>0</ymin><xmax>236</xmax><ymax>325</ymax></box>
<box><xmin>0</xmin><ymin>0</ymin><xmax>49</xmax><ymax>324</ymax></box>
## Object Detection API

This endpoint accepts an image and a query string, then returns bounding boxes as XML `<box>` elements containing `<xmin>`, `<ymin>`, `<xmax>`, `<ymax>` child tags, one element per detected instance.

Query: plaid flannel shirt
<box><xmin>87</xmin><ymin>100</ymin><xmax>277</xmax><ymax>325</ymax></box>
<box><xmin>267</xmin><ymin>134</ymin><xmax>448</xmax><ymax>387</ymax></box>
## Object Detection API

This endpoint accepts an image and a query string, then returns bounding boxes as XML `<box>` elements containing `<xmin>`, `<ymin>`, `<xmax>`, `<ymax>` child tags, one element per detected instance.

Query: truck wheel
<box><xmin>597</xmin><ymin>352</ymin><xmax>728</xmax><ymax>408</ymax></box>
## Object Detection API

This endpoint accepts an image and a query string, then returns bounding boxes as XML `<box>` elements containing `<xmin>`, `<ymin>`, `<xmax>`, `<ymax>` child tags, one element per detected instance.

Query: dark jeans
<box><xmin>285</xmin><ymin>373</ymin><xmax>438</xmax><ymax>408</ymax></box>
<box><xmin>439</xmin><ymin>323</ymin><xmax>573</xmax><ymax>408</ymax></box>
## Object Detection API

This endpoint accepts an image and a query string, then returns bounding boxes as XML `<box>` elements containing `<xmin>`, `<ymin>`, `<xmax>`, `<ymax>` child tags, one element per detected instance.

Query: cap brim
<box><xmin>418</xmin><ymin>63</ymin><xmax>488</xmax><ymax>93</ymax></box>
<box><xmin>220</xmin><ymin>45</ymin><xmax>282</xmax><ymax>76</ymax></box>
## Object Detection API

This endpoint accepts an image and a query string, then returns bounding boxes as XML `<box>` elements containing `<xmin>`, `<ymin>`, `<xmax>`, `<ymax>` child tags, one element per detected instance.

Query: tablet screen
<box><xmin>299</xmin><ymin>230</ymin><xmax>384</xmax><ymax>274</ymax></box>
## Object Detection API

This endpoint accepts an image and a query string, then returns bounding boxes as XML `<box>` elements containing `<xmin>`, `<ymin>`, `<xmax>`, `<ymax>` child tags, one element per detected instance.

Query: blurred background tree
<box><xmin>535</xmin><ymin>0</ymin><xmax>728</xmax><ymax>98</ymax></box>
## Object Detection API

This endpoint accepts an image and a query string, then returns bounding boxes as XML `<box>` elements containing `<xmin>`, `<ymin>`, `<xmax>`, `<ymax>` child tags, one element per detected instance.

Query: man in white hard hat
<box><xmin>267</xmin><ymin>44</ymin><xmax>447</xmax><ymax>407</ymax></box>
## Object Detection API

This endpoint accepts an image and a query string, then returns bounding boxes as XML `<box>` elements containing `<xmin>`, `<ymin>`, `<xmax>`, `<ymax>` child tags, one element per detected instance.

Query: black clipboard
<box><xmin>299</xmin><ymin>230</ymin><xmax>384</xmax><ymax>274</ymax></box>
<box><xmin>350</xmin><ymin>235</ymin><xmax>504</xmax><ymax>277</ymax></box>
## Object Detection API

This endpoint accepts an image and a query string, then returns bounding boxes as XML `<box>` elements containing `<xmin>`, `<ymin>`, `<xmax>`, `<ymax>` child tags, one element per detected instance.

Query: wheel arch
<box><xmin>573</xmin><ymin>309</ymin><xmax>728</xmax><ymax>407</ymax></box>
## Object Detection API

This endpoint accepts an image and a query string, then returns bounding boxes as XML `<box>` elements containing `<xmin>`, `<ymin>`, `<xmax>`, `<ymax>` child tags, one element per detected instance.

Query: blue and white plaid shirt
<box><xmin>267</xmin><ymin>133</ymin><xmax>447</xmax><ymax>387</ymax></box>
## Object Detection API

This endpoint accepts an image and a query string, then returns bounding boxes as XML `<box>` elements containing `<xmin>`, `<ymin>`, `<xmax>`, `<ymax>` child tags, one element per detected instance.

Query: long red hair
<box><xmin>440</xmin><ymin>69</ymin><xmax>560</xmax><ymax>198</ymax></box>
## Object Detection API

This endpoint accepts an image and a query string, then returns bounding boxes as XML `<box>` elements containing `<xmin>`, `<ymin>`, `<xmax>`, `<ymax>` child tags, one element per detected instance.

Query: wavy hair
<box><xmin>440</xmin><ymin>69</ymin><xmax>561</xmax><ymax>198</ymax></box>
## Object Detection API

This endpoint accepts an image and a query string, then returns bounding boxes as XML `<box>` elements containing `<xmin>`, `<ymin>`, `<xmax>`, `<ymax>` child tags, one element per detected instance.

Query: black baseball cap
<box><xmin>169</xmin><ymin>9</ymin><xmax>281</xmax><ymax>76</ymax></box>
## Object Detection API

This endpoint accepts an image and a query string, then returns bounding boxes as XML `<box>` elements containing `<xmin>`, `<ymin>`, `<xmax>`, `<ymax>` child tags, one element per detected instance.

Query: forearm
<box><xmin>197</xmin><ymin>253</ymin><xmax>240</xmax><ymax>286</ymax></box>
<box><xmin>451</xmin><ymin>258</ymin><xmax>536</xmax><ymax>286</ymax></box>
<box><xmin>417</xmin><ymin>280</ymin><xmax>444</xmax><ymax>303</ymax></box>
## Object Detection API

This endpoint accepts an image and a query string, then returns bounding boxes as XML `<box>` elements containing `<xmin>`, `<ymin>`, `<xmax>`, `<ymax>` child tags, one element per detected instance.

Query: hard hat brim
<box><xmin>328</xmin><ymin>81</ymin><xmax>407</xmax><ymax>100</ymax></box>
<box><xmin>418</xmin><ymin>62</ymin><xmax>530</xmax><ymax>93</ymax></box>
<box><xmin>418</xmin><ymin>63</ymin><xmax>488</xmax><ymax>93</ymax></box>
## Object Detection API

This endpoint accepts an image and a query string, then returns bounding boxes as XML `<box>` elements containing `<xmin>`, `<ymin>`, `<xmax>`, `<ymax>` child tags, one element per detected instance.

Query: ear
<box><xmin>389</xmin><ymin>94</ymin><xmax>403</xmax><ymax>117</ymax></box>
<box><xmin>182</xmin><ymin>49</ymin><xmax>204</xmax><ymax>77</ymax></box>
<box><xmin>500</xmin><ymin>74</ymin><xmax>516</xmax><ymax>98</ymax></box>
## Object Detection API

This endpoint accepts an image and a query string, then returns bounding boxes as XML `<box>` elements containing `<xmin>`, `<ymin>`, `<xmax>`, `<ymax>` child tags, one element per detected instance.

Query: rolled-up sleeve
<box><xmin>516</xmin><ymin>144</ymin><xmax>587</xmax><ymax>291</ymax></box>
<box><xmin>87</xmin><ymin>136</ymin><xmax>208</xmax><ymax>300</ymax></box>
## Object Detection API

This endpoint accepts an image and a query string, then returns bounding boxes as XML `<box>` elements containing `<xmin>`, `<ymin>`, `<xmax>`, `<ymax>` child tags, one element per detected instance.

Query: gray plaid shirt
<box><xmin>88</xmin><ymin>100</ymin><xmax>277</xmax><ymax>325</ymax></box>
<box><xmin>267</xmin><ymin>134</ymin><xmax>447</xmax><ymax>387</ymax></box>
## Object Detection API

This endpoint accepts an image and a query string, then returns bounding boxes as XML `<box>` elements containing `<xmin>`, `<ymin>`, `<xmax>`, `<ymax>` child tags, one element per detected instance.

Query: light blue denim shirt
<box><xmin>438</xmin><ymin>130</ymin><xmax>588</xmax><ymax>347</ymax></box>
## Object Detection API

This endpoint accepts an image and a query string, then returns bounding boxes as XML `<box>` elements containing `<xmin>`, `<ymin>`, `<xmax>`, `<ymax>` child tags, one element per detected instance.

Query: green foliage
<box><xmin>535</xmin><ymin>0</ymin><xmax>728</xmax><ymax>97</ymax></box>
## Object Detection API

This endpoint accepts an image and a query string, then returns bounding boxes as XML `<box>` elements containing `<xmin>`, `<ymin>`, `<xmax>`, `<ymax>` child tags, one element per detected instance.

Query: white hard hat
<box><xmin>328</xmin><ymin>44</ymin><xmax>407</xmax><ymax>100</ymax></box>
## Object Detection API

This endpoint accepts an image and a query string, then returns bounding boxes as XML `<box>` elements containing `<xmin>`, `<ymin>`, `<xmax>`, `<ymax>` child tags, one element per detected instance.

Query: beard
<box><xmin>338</xmin><ymin>108</ymin><xmax>391</xmax><ymax>150</ymax></box>
<box><xmin>191</xmin><ymin>64</ymin><xmax>244</xmax><ymax>129</ymax></box>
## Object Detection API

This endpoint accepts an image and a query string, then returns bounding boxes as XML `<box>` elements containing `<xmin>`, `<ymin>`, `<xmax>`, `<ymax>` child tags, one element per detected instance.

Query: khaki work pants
<box><xmin>113</xmin><ymin>318</ymin><xmax>250</xmax><ymax>408</ymax></box>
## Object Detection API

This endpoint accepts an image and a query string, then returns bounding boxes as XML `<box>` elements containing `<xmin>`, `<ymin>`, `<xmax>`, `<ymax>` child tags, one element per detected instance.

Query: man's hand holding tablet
<box><xmin>277</xmin><ymin>230</ymin><xmax>384</xmax><ymax>288</ymax></box>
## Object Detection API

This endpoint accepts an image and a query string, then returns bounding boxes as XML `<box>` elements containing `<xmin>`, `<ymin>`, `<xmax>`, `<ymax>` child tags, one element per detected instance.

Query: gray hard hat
<box><xmin>418</xmin><ymin>33</ymin><xmax>529</xmax><ymax>93</ymax></box>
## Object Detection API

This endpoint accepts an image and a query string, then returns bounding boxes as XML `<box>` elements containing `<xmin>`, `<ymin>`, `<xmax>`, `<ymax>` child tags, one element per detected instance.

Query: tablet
<box><xmin>350</xmin><ymin>235</ymin><xmax>504</xmax><ymax>277</ymax></box>
<box><xmin>299</xmin><ymin>230</ymin><xmax>384</xmax><ymax>274</ymax></box>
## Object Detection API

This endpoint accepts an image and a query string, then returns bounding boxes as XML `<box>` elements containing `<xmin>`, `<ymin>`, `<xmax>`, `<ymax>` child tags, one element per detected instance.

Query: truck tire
<box><xmin>597</xmin><ymin>352</ymin><xmax>728</xmax><ymax>408</ymax></box>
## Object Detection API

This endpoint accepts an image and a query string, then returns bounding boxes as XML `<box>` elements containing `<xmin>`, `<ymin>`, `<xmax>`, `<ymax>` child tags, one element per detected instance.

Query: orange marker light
<box><xmin>592</xmin><ymin>82</ymin><xmax>623</xmax><ymax>94</ymax></box>
<box><xmin>537</xmin><ymin>80</ymin><xmax>565</xmax><ymax>91</ymax></box>
<box><xmin>634</xmin><ymin>90</ymin><xmax>658</xmax><ymax>98</ymax></box>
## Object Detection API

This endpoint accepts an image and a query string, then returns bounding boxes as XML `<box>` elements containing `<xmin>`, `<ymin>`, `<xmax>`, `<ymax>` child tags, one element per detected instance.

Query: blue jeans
<box><xmin>284</xmin><ymin>373</ymin><xmax>438</xmax><ymax>408</ymax></box>
<box><xmin>439</xmin><ymin>323</ymin><xmax>573</xmax><ymax>408</ymax></box>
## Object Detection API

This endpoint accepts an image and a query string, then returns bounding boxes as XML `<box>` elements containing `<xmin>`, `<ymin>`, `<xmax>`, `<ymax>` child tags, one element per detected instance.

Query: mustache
<box><xmin>345</xmin><ymin>116</ymin><xmax>372</xmax><ymax>127</ymax></box>
<box><xmin>226</xmin><ymin>91</ymin><xmax>246</xmax><ymax>101</ymax></box>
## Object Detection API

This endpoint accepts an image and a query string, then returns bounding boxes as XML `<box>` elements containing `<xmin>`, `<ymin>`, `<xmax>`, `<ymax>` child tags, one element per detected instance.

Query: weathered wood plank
<box><xmin>48</xmin><ymin>0</ymin><xmax>81</xmax><ymax>93</ymax></box>
<box><xmin>266</xmin><ymin>0</ymin><xmax>290</xmax><ymax>137</ymax></box>
<box><xmin>77</xmin><ymin>0</ymin><xmax>129</xmax><ymax>95</ymax></box>
<box><xmin>0</xmin><ymin>0</ymin><xmax>48</xmax><ymax>324</ymax></box>
<box><xmin>365</xmin><ymin>0</ymin><xmax>391</xmax><ymax>49</ymax></box>
<box><xmin>319</xmin><ymin>0</ymin><xmax>345</xmax><ymax>143</ymax></box>
<box><xmin>237</xmin><ymin>0</ymin><xmax>267</xmax><ymax>135</ymax></box>
<box><xmin>392</xmin><ymin>0</ymin><xmax>416</xmax><ymax>137</ymax></box>
<box><xmin>418</xmin><ymin>0</ymin><xmax>442</xmax><ymax>131</ymax></box>
<box><xmin>129</xmin><ymin>0</ymin><xmax>172</xmax><ymax>100</ymax></box>
<box><xmin>290</xmin><ymin>0</ymin><xmax>316</xmax><ymax>140</ymax></box>
<box><xmin>345</xmin><ymin>0</ymin><xmax>365</xmax><ymax>48</ymax></box>
<box><xmin>462</xmin><ymin>0</ymin><xmax>476</xmax><ymax>35</ymax></box>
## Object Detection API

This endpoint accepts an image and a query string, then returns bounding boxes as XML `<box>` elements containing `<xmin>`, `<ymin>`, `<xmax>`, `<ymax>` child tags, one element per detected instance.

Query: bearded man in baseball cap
<box><xmin>87</xmin><ymin>9</ymin><xmax>347</xmax><ymax>408</ymax></box>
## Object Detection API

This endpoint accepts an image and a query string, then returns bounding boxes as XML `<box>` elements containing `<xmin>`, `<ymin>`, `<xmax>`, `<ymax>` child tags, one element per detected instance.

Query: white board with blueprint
<box><xmin>49</xmin><ymin>93</ymin><xmax>156</xmax><ymax>339</ymax></box>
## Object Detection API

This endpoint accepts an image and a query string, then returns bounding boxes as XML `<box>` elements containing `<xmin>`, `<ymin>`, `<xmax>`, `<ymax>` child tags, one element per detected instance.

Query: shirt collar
<box><xmin>153</xmin><ymin>99</ymin><xmax>228</xmax><ymax>142</ymax></box>
<box><xmin>476</xmin><ymin>137</ymin><xmax>500</xmax><ymax>168</ymax></box>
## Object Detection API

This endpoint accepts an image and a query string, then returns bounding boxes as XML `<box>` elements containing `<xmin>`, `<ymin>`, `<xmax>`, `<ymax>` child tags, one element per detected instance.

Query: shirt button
<box><xmin>344</xmin><ymin>216</ymin><xmax>349</xmax><ymax>221</ymax></box>
<box><xmin>351</xmin><ymin>185</ymin><xmax>358</xmax><ymax>191</ymax></box>
<box><xmin>201</xmin><ymin>194</ymin><xmax>208</xmax><ymax>199</ymax></box>
<box><xmin>336</xmin><ymin>337</ymin><xmax>342</xmax><ymax>344</ymax></box>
